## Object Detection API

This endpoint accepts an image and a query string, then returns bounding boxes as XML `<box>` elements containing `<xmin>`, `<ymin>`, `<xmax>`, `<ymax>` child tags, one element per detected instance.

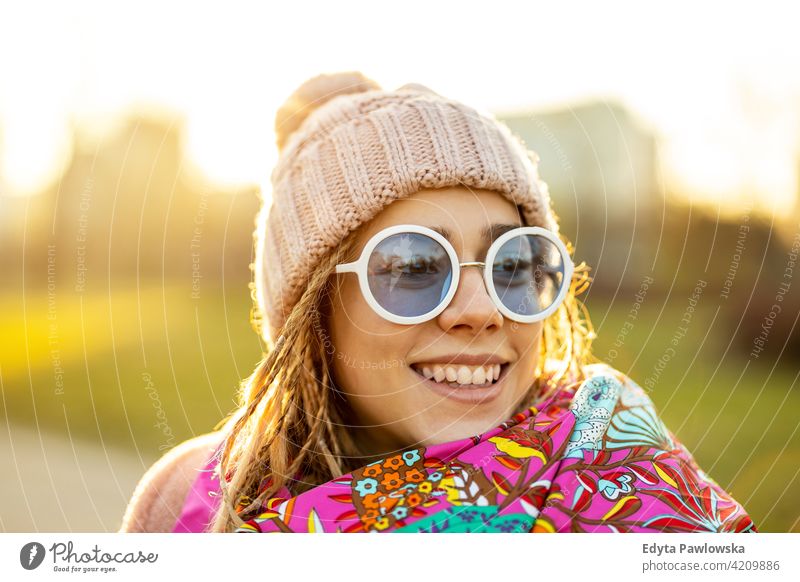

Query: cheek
<box><xmin>511</xmin><ymin>323</ymin><xmax>543</xmax><ymax>371</ymax></box>
<box><xmin>330</xmin><ymin>275</ymin><xmax>382</xmax><ymax>337</ymax></box>
<box><xmin>521</xmin><ymin>323</ymin><xmax>543</xmax><ymax>351</ymax></box>
<box><xmin>328</xmin><ymin>280</ymin><xmax>406</xmax><ymax>398</ymax></box>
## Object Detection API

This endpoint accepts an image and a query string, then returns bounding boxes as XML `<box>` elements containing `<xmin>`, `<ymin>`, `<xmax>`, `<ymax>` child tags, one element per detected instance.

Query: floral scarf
<box><xmin>172</xmin><ymin>364</ymin><xmax>757</xmax><ymax>533</ymax></box>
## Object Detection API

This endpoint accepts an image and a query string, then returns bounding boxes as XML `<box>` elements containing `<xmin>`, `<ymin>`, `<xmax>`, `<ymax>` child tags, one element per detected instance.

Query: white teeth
<box><xmin>457</xmin><ymin>366</ymin><xmax>472</xmax><ymax>384</ymax></box>
<box><xmin>414</xmin><ymin>363</ymin><xmax>505</xmax><ymax>387</ymax></box>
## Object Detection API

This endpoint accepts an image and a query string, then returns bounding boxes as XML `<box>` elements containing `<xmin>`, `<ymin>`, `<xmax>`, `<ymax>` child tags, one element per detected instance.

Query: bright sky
<box><xmin>1</xmin><ymin>0</ymin><xmax>799</xmax><ymax>215</ymax></box>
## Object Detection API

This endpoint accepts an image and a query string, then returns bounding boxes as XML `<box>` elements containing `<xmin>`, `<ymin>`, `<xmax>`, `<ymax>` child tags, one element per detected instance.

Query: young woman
<box><xmin>121</xmin><ymin>72</ymin><xmax>757</xmax><ymax>533</ymax></box>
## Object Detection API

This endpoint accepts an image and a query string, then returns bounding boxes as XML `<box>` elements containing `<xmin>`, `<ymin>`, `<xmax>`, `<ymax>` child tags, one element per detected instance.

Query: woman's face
<box><xmin>328</xmin><ymin>187</ymin><xmax>543</xmax><ymax>457</ymax></box>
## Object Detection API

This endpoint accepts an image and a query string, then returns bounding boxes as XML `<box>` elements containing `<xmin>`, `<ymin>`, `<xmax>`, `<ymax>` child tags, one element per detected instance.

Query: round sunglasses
<box><xmin>335</xmin><ymin>224</ymin><xmax>574</xmax><ymax>325</ymax></box>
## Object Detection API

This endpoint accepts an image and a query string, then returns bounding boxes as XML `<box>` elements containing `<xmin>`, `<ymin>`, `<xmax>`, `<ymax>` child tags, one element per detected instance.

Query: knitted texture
<box><xmin>254</xmin><ymin>72</ymin><xmax>560</xmax><ymax>343</ymax></box>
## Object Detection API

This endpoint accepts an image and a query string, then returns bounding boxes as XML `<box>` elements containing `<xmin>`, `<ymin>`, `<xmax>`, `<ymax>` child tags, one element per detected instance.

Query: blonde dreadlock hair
<box><xmin>209</xmin><ymin>210</ymin><xmax>599</xmax><ymax>533</ymax></box>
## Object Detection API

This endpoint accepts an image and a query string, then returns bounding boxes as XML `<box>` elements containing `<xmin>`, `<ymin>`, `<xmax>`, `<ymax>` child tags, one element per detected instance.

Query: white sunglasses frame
<box><xmin>334</xmin><ymin>224</ymin><xmax>574</xmax><ymax>325</ymax></box>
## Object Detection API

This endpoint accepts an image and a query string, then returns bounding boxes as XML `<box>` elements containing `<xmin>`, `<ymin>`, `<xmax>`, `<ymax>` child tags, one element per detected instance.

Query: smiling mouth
<box><xmin>410</xmin><ymin>362</ymin><xmax>509</xmax><ymax>389</ymax></box>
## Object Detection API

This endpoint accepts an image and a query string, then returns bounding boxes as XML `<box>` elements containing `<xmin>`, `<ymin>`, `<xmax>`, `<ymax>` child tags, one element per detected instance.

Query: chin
<box><xmin>414</xmin><ymin>408</ymin><xmax>508</xmax><ymax>446</ymax></box>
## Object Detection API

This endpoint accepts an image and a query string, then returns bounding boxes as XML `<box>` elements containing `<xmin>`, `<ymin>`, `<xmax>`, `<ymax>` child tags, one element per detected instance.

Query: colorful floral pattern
<box><xmin>184</xmin><ymin>363</ymin><xmax>758</xmax><ymax>533</ymax></box>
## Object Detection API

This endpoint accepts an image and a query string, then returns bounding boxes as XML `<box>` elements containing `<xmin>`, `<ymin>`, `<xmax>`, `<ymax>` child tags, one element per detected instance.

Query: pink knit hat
<box><xmin>252</xmin><ymin>71</ymin><xmax>560</xmax><ymax>343</ymax></box>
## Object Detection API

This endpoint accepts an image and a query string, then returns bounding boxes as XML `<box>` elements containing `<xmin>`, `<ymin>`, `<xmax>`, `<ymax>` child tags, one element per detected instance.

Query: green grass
<box><xmin>1</xmin><ymin>284</ymin><xmax>797</xmax><ymax>531</ymax></box>
<box><xmin>0</xmin><ymin>281</ymin><xmax>263</xmax><ymax>456</ymax></box>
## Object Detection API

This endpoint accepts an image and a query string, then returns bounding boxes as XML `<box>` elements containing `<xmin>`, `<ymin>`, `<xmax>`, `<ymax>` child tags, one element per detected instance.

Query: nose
<box><xmin>436</xmin><ymin>265</ymin><xmax>503</xmax><ymax>334</ymax></box>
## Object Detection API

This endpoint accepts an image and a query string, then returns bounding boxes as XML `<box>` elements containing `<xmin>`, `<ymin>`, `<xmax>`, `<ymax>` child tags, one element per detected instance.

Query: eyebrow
<box><xmin>430</xmin><ymin>223</ymin><xmax>522</xmax><ymax>242</ymax></box>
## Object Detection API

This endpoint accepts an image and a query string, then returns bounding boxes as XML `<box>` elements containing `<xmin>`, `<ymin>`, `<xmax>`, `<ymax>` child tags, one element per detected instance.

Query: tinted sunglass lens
<box><xmin>366</xmin><ymin>233</ymin><xmax>453</xmax><ymax>318</ymax></box>
<box><xmin>491</xmin><ymin>234</ymin><xmax>566</xmax><ymax>317</ymax></box>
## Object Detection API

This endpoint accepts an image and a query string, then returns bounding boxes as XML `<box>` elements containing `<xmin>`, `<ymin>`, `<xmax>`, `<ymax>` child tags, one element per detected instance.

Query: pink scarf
<box><xmin>173</xmin><ymin>364</ymin><xmax>757</xmax><ymax>533</ymax></box>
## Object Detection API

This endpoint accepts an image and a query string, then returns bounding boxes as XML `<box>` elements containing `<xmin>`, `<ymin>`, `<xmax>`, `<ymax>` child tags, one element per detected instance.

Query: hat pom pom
<box><xmin>274</xmin><ymin>71</ymin><xmax>381</xmax><ymax>151</ymax></box>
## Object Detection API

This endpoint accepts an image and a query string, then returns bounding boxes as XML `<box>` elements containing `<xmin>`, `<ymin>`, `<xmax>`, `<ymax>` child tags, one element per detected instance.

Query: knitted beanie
<box><xmin>252</xmin><ymin>71</ymin><xmax>560</xmax><ymax>344</ymax></box>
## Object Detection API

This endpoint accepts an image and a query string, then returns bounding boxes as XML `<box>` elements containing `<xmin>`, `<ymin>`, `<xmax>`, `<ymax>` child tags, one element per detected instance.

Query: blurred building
<box><xmin>0</xmin><ymin>113</ymin><xmax>260</xmax><ymax>291</ymax></box>
<box><xmin>500</xmin><ymin>100</ymin><xmax>663</xmax><ymax>295</ymax></box>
